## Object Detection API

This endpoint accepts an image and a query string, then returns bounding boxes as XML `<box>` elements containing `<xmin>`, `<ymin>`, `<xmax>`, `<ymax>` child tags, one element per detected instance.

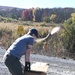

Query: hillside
<box><xmin>0</xmin><ymin>6</ymin><xmax>24</xmax><ymax>11</ymax></box>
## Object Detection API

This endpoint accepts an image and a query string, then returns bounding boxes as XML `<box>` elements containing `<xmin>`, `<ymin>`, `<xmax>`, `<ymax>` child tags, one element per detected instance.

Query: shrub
<box><xmin>62</xmin><ymin>19</ymin><xmax>75</xmax><ymax>53</ymax></box>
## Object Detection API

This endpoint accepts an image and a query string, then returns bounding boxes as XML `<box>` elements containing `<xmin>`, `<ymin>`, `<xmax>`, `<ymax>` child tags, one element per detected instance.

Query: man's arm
<box><xmin>25</xmin><ymin>45</ymin><xmax>33</xmax><ymax>62</ymax></box>
<box><xmin>24</xmin><ymin>45</ymin><xmax>33</xmax><ymax>72</ymax></box>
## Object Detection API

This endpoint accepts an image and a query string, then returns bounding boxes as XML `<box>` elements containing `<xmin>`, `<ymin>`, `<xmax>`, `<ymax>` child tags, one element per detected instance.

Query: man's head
<box><xmin>28</xmin><ymin>28</ymin><xmax>38</xmax><ymax>38</ymax></box>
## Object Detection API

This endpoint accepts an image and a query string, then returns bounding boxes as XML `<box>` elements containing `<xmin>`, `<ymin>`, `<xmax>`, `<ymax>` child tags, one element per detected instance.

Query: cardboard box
<box><xmin>31</xmin><ymin>62</ymin><xmax>48</xmax><ymax>72</ymax></box>
<box><xmin>24</xmin><ymin>62</ymin><xmax>48</xmax><ymax>75</ymax></box>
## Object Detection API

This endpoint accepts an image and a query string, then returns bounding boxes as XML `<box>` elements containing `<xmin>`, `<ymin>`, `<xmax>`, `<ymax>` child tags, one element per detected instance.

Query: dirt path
<box><xmin>0</xmin><ymin>47</ymin><xmax>75</xmax><ymax>75</ymax></box>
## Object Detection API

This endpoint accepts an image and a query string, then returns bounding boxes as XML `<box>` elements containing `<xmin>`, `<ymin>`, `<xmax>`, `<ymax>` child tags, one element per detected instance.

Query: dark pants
<box><xmin>3</xmin><ymin>54</ymin><xmax>24</xmax><ymax>75</ymax></box>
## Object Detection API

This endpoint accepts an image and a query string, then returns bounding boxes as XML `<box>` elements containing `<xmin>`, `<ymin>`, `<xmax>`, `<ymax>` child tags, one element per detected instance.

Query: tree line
<box><xmin>0</xmin><ymin>7</ymin><xmax>75</xmax><ymax>23</ymax></box>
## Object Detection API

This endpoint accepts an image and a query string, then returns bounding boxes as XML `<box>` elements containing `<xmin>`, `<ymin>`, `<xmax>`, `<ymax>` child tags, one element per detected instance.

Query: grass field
<box><xmin>0</xmin><ymin>22</ymin><xmax>52</xmax><ymax>49</ymax></box>
<box><xmin>0</xmin><ymin>22</ymin><xmax>74</xmax><ymax>59</ymax></box>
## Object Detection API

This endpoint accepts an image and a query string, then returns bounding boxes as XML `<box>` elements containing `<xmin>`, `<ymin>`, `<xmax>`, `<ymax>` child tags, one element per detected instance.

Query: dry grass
<box><xmin>0</xmin><ymin>22</ymin><xmax>52</xmax><ymax>49</ymax></box>
<box><xmin>0</xmin><ymin>22</ymin><xmax>52</xmax><ymax>36</ymax></box>
<box><xmin>0</xmin><ymin>22</ymin><xmax>51</xmax><ymax>30</ymax></box>
<box><xmin>0</xmin><ymin>22</ymin><xmax>18</xmax><ymax>30</ymax></box>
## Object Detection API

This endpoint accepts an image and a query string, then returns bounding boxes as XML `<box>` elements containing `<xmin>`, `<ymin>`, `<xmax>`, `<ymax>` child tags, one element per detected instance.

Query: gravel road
<box><xmin>0</xmin><ymin>47</ymin><xmax>75</xmax><ymax>75</ymax></box>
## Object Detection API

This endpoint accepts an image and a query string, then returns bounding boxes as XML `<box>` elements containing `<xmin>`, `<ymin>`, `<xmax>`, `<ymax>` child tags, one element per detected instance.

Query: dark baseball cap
<box><xmin>29</xmin><ymin>28</ymin><xmax>38</xmax><ymax>37</ymax></box>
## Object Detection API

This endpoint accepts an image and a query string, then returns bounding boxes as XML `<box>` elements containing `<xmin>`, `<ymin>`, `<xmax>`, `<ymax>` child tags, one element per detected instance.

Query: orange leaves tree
<box><xmin>21</xmin><ymin>9</ymin><xmax>33</xmax><ymax>21</ymax></box>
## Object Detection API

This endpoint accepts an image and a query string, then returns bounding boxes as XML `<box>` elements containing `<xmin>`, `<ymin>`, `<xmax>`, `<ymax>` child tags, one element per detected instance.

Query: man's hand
<box><xmin>24</xmin><ymin>62</ymin><xmax>31</xmax><ymax>72</ymax></box>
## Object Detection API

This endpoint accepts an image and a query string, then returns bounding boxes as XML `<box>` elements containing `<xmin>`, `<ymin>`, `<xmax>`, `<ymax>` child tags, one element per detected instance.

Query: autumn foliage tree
<box><xmin>21</xmin><ymin>9</ymin><xmax>33</xmax><ymax>21</ymax></box>
<box><xmin>33</xmin><ymin>8</ymin><xmax>43</xmax><ymax>22</ymax></box>
<box><xmin>50</xmin><ymin>14</ymin><xmax>56</xmax><ymax>23</ymax></box>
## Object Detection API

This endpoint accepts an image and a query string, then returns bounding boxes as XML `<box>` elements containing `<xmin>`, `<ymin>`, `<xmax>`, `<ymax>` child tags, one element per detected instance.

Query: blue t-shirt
<box><xmin>6</xmin><ymin>34</ymin><xmax>34</xmax><ymax>59</ymax></box>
